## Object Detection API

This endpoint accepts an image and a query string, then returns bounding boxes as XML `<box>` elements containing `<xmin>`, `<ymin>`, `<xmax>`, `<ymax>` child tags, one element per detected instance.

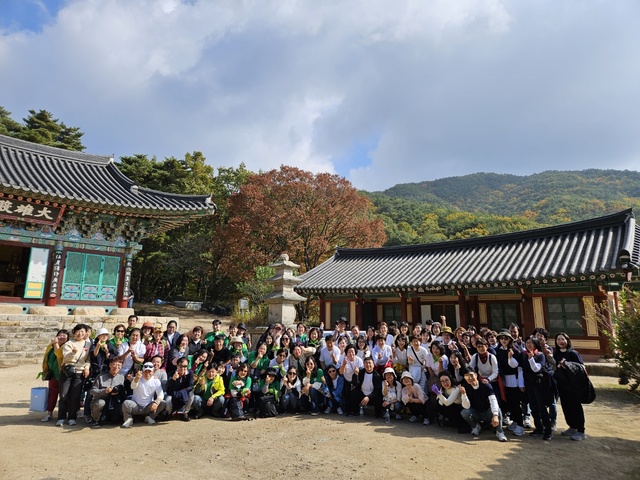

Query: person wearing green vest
<box><xmin>40</xmin><ymin>329</ymin><xmax>69</xmax><ymax>422</ymax></box>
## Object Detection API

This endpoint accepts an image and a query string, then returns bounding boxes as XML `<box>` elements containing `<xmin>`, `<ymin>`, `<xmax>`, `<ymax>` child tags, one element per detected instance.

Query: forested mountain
<box><xmin>366</xmin><ymin>170</ymin><xmax>640</xmax><ymax>246</ymax></box>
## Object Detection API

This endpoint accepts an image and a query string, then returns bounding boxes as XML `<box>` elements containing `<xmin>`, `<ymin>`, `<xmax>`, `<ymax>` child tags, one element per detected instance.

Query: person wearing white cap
<box><xmin>121</xmin><ymin>362</ymin><xmax>166</xmax><ymax>427</ymax></box>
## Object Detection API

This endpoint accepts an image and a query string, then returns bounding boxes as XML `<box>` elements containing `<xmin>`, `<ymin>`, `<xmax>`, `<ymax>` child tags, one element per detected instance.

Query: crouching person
<box><xmin>121</xmin><ymin>362</ymin><xmax>166</xmax><ymax>428</ymax></box>
<box><xmin>192</xmin><ymin>362</ymin><xmax>226</xmax><ymax>418</ymax></box>
<box><xmin>459</xmin><ymin>367</ymin><xmax>507</xmax><ymax>442</ymax></box>
<box><xmin>167</xmin><ymin>358</ymin><xmax>194</xmax><ymax>421</ymax></box>
<box><xmin>90</xmin><ymin>357</ymin><xmax>125</xmax><ymax>428</ymax></box>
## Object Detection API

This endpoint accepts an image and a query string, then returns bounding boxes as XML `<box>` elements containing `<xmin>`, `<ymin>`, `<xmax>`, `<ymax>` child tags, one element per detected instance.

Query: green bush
<box><xmin>608</xmin><ymin>290</ymin><xmax>640</xmax><ymax>391</ymax></box>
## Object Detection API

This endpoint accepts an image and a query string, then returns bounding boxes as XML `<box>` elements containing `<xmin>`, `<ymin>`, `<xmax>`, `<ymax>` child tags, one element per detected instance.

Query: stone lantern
<box><xmin>263</xmin><ymin>254</ymin><xmax>306</xmax><ymax>326</ymax></box>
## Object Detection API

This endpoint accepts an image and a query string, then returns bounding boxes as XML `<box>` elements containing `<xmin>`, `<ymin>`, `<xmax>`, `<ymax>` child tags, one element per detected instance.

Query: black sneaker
<box><xmin>529</xmin><ymin>430</ymin><xmax>543</xmax><ymax>437</ymax></box>
<box><xmin>90</xmin><ymin>421</ymin><xmax>101</xmax><ymax>429</ymax></box>
<box><xmin>543</xmin><ymin>432</ymin><xmax>552</xmax><ymax>441</ymax></box>
<box><xmin>182</xmin><ymin>413</ymin><xmax>191</xmax><ymax>422</ymax></box>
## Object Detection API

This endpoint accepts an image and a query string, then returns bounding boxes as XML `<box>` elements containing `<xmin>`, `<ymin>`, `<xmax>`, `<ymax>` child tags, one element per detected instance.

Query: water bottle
<box><xmin>359</xmin><ymin>405</ymin><xmax>364</xmax><ymax>417</ymax></box>
<box><xmin>384</xmin><ymin>408</ymin><xmax>390</xmax><ymax>424</ymax></box>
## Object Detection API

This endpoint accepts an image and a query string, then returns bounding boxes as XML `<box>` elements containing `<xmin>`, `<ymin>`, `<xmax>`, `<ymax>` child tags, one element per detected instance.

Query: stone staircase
<box><xmin>0</xmin><ymin>314</ymin><xmax>176</xmax><ymax>368</ymax></box>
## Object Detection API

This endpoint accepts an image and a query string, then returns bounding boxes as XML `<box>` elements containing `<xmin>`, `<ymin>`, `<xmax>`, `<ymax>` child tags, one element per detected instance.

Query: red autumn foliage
<box><xmin>220</xmin><ymin>165</ymin><xmax>386</xmax><ymax>281</ymax></box>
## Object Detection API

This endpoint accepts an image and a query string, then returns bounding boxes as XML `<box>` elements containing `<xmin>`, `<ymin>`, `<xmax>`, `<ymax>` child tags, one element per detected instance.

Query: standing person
<box><xmin>40</xmin><ymin>329</ymin><xmax>69</xmax><ymax>422</ymax></box>
<box><xmin>163</xmin><ymin>320</ymin><xmax>180</xmax><ymax>349</ymax></box>
<box><xmin>521</xmin><ymin>337</ymin><xmax>555</xmax><ymax>440</ymax></box>
<box><xmin>407</xmin><ymin>335</ymin><xmax>428</xmax><ymax>391</ymax></box>
<box><xmin>108</xmin><ymin>324</ymin><xmax>127</xmax><ymax>358</ymax></box>
<box><xmin>188</xmin><ymin>326</ymin><xmax>206</xmax><ymax>356</ymax></box>
<box><xmin>459</xmin><ymin>368</ymin><xmax>508</xmax><ymax>442</ymax></box>
<box><xmin>339</xmin><ymin>344</ymin><xmax>364</xmax><ymax>416</ymax></box>
<box><xmin>118</xmin><ymin>328</ymin><xmax>145</xmax><ymax>378</ymax></box>
<box><xmin>495</xmin><ymin>330</ymin><xmax>526</xmax><ymax>436</ymax></box>
<box><xmin>121</xmin><ymin>362</ymin><xmax>166</xmax><ymax>427</ymax></box>
<box><xmin>378</xmin><ymin>322</ymin><xmax>394</xmax><ymax>346</ymax></box>
<box><xmin>145</xmin><ymin>327</ymin><xmax>169</xmax><ymax>368</ymax></box>
<box><xmin>167</xmin><ymin>334</ymin><xmax>190</xmax><ymax>378</ymax></box>
<box><xmin>125</xmin><ymin>315</ymin><xmax>138</xmax><ymax>338</ymax></box>
<box><xmin>56</xmin><ymin>324</ymin><xmax>91</xmax><ymax>426</ymax></box>
<box><xmin>553</xmin><ymin>332</ymin><xmax>587</xmax><ymax>441</ymax></box>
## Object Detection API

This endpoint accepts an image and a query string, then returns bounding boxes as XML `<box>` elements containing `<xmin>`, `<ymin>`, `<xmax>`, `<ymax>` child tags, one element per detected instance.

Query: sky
<box><xmin>1</xmin><ymin>0</ymin><xmax>639</xmax><ymax>192</ymax></box>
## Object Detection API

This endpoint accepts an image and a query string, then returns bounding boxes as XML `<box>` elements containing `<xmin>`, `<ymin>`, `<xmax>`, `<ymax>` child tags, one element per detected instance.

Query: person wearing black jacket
<box><xmin>167</xmin><ymin>358</ymin><xmax>194</xmax><ymax>421</ymax></box>
<box><xmin>352</xmin><ymin>357</ymin><xmax>383</xmax><ymax>418</ymax></box>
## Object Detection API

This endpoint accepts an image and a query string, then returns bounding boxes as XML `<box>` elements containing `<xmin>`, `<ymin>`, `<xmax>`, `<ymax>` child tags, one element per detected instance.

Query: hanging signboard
<box><xmin>0</xmin><ymin>197</ymin><xmax>64</xmax><ymax>226</ymax></box>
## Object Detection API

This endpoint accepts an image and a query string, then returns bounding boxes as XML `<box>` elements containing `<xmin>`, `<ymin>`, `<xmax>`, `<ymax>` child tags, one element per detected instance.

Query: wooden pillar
<box><xmin>371</xmin><ymin>299</ymin><xmax>378</xmax><ymax>325</ymax></box>
<box><xmin>411</xmin><ymin>298</ymin><xmax>420</xmax><ymax>326</ymax></box>
<box><xmin>45</xmin><ymin>243</ymin><xmax>64</xmax><ymax>307</ymax></box>
<box><xmin>457</xmin><ymin>291</ymin><xmax>468</xmax><ymax>327</ymax></box>
<box><xmin>118</xmin><ymin>252</ymin><xmax>133</xmax><ymax>308</ymax></box>
<box><xmin>356</xmin><ymin>295</ymin><xmax>363</xmax><ymax>329</ymax></box>
<box><xmin>319</xmin><ymin>296</ymin><xmax>326</xmax><ymax>329</ymax></box>
<box><xmin>400</xmin><ymin>293</ymin><xmax>408</xmax><ymax>324</ymax></box>
<box><xmin>521</xmin><ymin>294</ymin><xmax>535</xmax><ymax>336</ymax></box>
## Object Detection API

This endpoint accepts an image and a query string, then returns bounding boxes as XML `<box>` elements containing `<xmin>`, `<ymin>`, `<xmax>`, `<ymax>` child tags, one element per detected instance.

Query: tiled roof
<box><xmin>296</xmin><ymin>209</ymin><xmax>637</xmax><ymax>294</ymax></box>
<box><xmin>0</xmin><ymin>134</ymin><xmax>216</xmax><ymax>216</ymax></box>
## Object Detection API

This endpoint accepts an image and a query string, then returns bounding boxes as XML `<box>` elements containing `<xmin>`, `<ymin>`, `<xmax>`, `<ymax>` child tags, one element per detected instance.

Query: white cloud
<box><xmin>0</xmin><ymin>0</ymin><xmax>638</xmax><ymax>191</ymax></box>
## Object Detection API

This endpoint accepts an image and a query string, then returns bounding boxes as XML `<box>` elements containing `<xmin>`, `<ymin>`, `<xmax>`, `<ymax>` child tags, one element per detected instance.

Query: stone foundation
<box><xmin>0</xmin><ymin>314</ymin><xmax>177</xmax><ymax>368</ymax></box>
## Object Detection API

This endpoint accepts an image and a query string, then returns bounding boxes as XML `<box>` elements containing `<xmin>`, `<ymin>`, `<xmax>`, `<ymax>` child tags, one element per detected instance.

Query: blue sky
<box><xmin>1</xmin><ymin>0</ymin><xmax>639</xmax><ymax>191</ymax></box>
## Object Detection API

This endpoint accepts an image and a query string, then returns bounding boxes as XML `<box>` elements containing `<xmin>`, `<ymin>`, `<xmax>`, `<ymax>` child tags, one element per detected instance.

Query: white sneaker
<box><xmin>471</xmin><ymin>423</ymin><xmax>482</xmax><ymax>436</ymax></box>
<box><xmin>422</xmin><ymin>418</ymin><xmax>430</xmax><ymax>426</ymax></box>
<box><xmin>496</xmin><ymin>431</ymin><xmax>508</xmax><ymax>442</ymax></box>
<box><xmin>571</xmin><ymin>431</ymin><xmax>586</xmax><ymax>441</ymax></box>
<box><xmin>337</xmin><ymin>407</ymin><xmax>344</xmax><ymax>415</ymax></box>
<box><xmin>324</xmin><ymin>407</ymin><xmax>331</xmax><ymax>414</ymax></box>
<box><xmin>502</xmin><ymin>415</ymin><xmax>511</xmax><ymax>426</ymax></box>
<box><xmin>562</xmin><ymin>427</ymin><xmax>577</xmax><ymax>436</ymax></box>
<box><xmin>524</xmin><ymin>416</ymin><xmax>532</xmax><ymax>428</ymax></box>
<box><xmin>551</xmin><ymin>421</ymin><xmax>557</xmax><ymax>432</ymax></box>
<box><xmin>513</xmin><ymin>425</ymin><xmax>525</xmax><ymax>436</ymax></box>
<box><xmin>55</xmin><ymin>419</ymin><xmax>65</xmax><ymax>427</ymax></box>
<box><xmin>121</xmin><ymin>418</ymin><xmax>133</xmax><ymax>428</ymax></box>
<box><xmin>67</xmin><ymin>419</ymin><xmax>77</xmax><ymax>426</ymax></box>
<box><xmin>144</xmin><ymin>416</ymin><xmax>155</xmax><ymax>425</ymax></box>
<box><xmin>41</xmin><ymin>414</ymin><xmax>52</xmax><ymax>422</ymax></box>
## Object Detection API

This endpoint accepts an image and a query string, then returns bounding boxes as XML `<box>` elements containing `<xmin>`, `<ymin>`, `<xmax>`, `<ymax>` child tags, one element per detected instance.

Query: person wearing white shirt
<box><xmin>319</xmin><ymin>337</ymin><xmax>341</xmax><ymax>371</ymax></box>
<box><xmin>121</xmin><ymin>362</ymin><xmax>166</xmax><ymax>427</ymax></box>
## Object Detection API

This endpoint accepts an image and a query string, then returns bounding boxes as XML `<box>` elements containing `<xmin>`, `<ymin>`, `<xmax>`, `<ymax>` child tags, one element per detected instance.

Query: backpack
<box><xmin>259</xmin><ymin>394</ymin><xmax>278</xmax><ymax>418</ymax></box>
<box><xmin>554</xmin><ymin>361</ymin><xmax>596</xmax><ymax>404</ymax></box>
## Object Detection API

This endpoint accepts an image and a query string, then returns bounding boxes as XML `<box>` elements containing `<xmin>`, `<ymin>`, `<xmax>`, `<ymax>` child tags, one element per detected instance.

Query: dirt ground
<box><xmin>1</xmin><ymin>362</ymin><xmax>639</xmax><ymax>480</ymax></box>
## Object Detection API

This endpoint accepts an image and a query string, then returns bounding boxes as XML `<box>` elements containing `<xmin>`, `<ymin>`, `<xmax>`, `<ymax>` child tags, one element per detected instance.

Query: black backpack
<box><xmin>259</xmin><ymin>394</ymin><xmax>278</xmax><ymax>418</ymax></box>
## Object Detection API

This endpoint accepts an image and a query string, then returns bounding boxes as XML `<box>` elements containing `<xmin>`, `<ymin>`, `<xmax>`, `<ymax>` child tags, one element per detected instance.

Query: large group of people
<box><xmin>39</xmin><ymin>314</ymin><xmax>588</xmax><ymax>441</ymax></box>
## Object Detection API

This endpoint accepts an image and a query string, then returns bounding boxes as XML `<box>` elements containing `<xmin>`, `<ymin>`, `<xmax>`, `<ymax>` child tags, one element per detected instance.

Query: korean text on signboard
<box><xmin>0</xmin><ymin>197</ymin><xmax>64</xmax><ymax>226</ymax></box>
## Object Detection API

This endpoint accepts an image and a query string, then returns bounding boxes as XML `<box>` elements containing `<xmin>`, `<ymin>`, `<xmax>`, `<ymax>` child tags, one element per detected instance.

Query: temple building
<box><xmin>295</xmin><ymin>209</ymin><xmax>640</xmax><ymax>357</ymax></box>
<box><xmin>0</xmin><ymin>134</ymin><xmax>216</xmax><ymax>313</ymax></box>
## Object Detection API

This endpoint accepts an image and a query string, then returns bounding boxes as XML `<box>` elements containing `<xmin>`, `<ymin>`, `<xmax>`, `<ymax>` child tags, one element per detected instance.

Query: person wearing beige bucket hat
<box><xmin>381</xmin><ymin>367</ymin><xmax>402</xmax><ymax>422</ymax></box>
<box><xmin>400</xmin><ymin>371</ymin><xmax>426</xmax><ymax>423</ymax></box>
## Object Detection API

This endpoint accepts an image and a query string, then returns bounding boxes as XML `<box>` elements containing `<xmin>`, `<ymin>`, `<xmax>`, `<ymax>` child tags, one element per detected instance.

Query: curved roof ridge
<box><xmin>336</xmin><ymin>209</ymin><xmax>634</xmax><ymax>258</ymax></box>
<box><xmin>0</xmin><ymin>133</ymin><xmax>112</xmax><ymax>164</ymax></box>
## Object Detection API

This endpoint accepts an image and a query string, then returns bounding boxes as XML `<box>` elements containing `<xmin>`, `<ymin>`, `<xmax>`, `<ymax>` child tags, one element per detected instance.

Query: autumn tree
<box><xmin>221</xmin><ymin>166</ymin><xmax>387</xmax><ymax>283</ymax></box>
